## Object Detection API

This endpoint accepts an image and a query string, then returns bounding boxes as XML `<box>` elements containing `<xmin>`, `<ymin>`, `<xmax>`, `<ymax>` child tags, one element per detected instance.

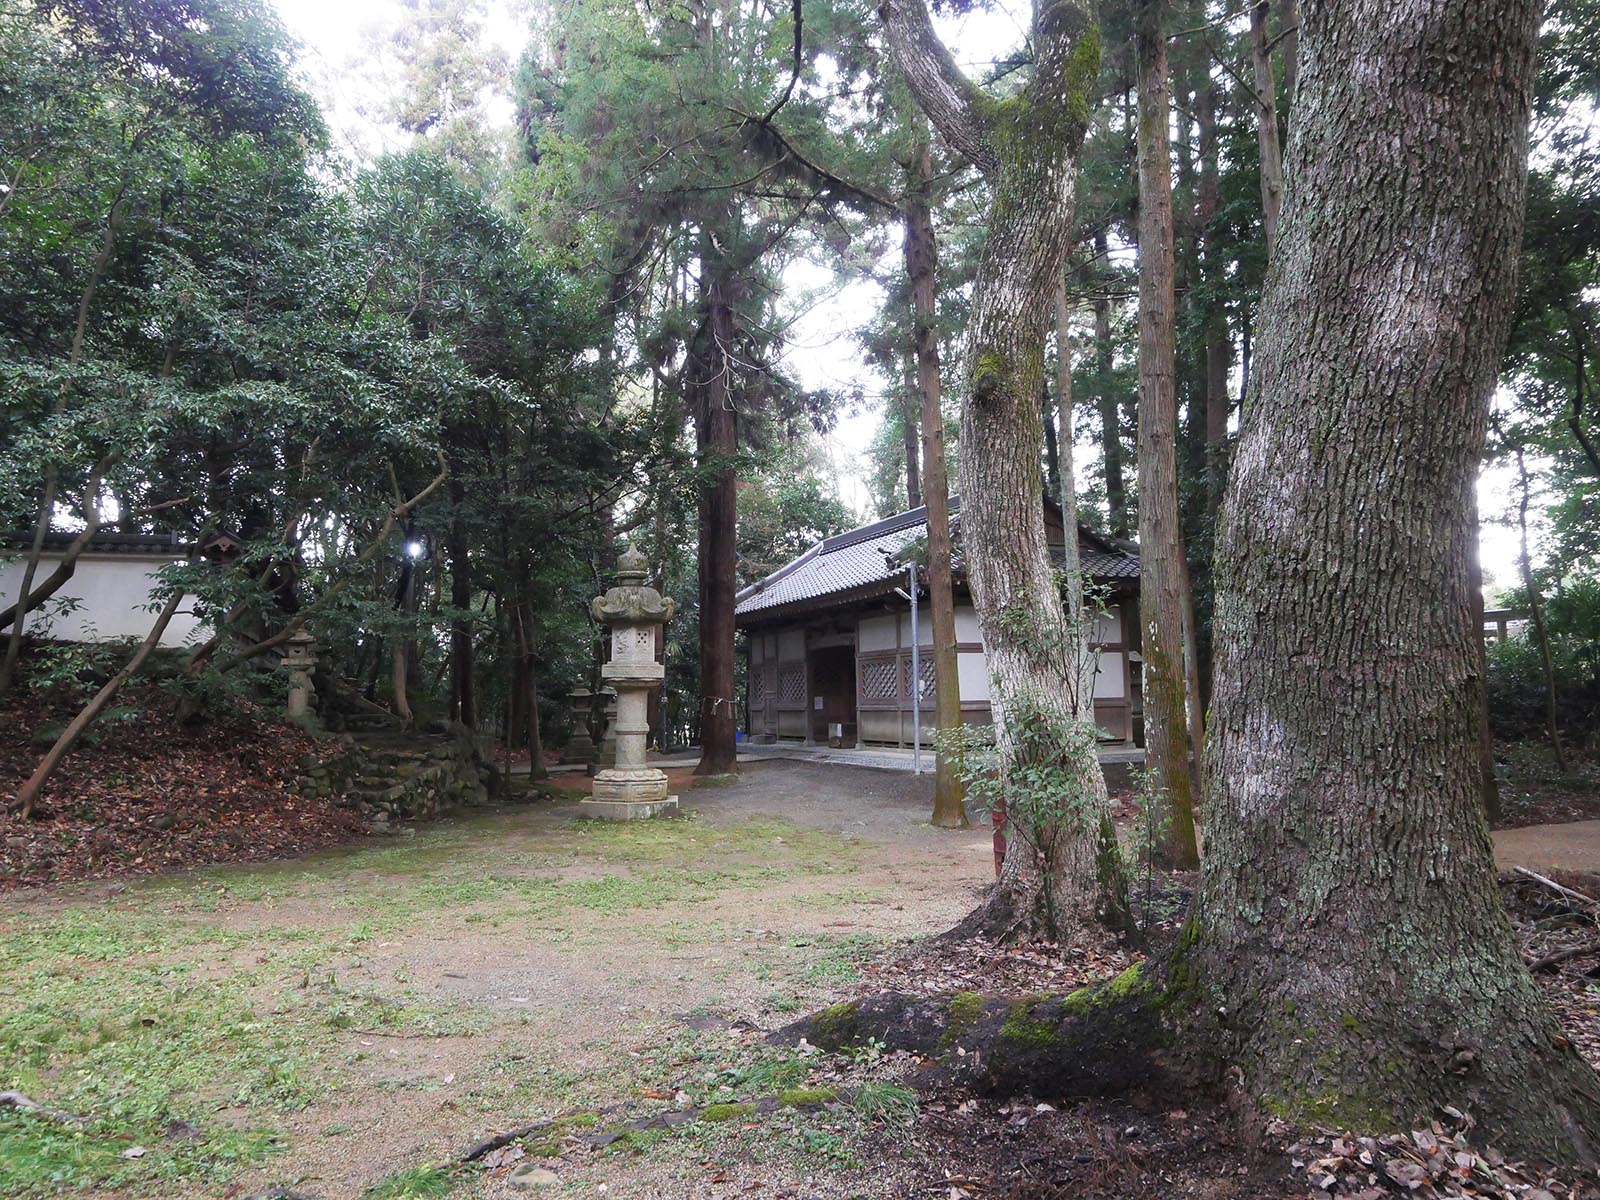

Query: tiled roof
<box><xmin>0</xmin><ymin>531</ymin><xmax>188</xmax><ymax>556</ymax></box>
<box><xmin>735</xmin><ymin>499</ymin><xmax>1139</xmax><ymax>621</ymax></box>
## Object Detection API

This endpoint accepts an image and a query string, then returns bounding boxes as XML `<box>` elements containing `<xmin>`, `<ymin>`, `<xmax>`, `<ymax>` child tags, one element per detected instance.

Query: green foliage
<box><xmin>1487</xmin><ymin>576</ymin><xmax>1600</xmax><ymax>743</ymax></box>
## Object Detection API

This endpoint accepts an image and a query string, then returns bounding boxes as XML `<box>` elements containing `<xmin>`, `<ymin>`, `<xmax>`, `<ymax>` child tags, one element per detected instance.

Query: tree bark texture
<box><xmin>1195</xmin><ymin>0</ymin><xmax>1600</xmax><ymax>1160</ymax></box>
<box><xmin>905</xmin><ymin>143</ymin><xmax>968</xmax><ymax>830</ymax></box>
<box><xmin>1136</xmin><ymin>0</ymin><xmax>1201</xmax><ymax>869</ymax></box>
<box><xmin>883</xmin><ymin>0</ymin><xmax>1132</xmax><ymax>940</ymax></box>
<box><xmin>692</xmin><ymin>224</ymin><xmax>739</xmax><ymax>777</ymax></box>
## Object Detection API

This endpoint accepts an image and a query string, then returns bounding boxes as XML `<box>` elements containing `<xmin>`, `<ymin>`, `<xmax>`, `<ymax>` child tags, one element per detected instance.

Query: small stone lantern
<box><xmin>584</xmin><ymin>545</ymin><xmax>676</xmax><ymax>819</ymax></box>
<box><xmin>282</xmin><ymin>631</ymin><xmax>318</xmax><ymax>719</ymax></box>
<box><xmin>561</xmin><ymin>688</ymin><xmax>597</xmax><ymax>765</ymax></box>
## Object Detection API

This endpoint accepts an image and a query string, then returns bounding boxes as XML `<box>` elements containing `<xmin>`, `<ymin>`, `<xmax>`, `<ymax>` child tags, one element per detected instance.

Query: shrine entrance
<box><xmin>807</xmin><ymin>644</ymin><xmax>857</xmax><ymax>747</ymax></box>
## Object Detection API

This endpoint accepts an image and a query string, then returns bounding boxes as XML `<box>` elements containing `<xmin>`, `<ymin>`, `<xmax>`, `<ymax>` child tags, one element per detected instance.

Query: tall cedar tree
<box><xmin>1134</xmin><ymin>0</ymin><xmax>1200</xmax><ymax>866</ymax></box>
<box><xmin>904</xmin><ymin>140</ymin><xmax>967</xmax><ymax>829</ymax></box>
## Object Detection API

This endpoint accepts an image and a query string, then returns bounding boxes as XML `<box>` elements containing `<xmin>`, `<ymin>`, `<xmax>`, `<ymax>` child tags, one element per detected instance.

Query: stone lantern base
<box><xmin>579</xmin><ymin>766</ymin><xmax>678</xmax><ymax>821</ymax></box>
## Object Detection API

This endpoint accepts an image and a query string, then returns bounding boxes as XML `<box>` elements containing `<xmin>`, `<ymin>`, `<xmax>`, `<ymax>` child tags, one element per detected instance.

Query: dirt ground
<box><xmin>5</xmin><ymin>760</ymin><xmax>1598</xmax><ymax>1200</ymax></box>
<box><xmin>1</xmin><ymin>762</ymin><xmax>998</xmax><ymax>1199</ymax></box>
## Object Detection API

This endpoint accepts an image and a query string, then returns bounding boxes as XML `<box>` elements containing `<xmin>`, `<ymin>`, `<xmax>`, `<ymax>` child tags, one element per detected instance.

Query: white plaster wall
<box><xmin>897</xmin><ymin>610</ymin><xmax>933</xmax><ymax>646</ymax></box>
<box><xmin>0</xmin><ymin>555</ymin><xmax>203</xmax><ymax>647</ymax></box>
<box><xmin>956</xmin><ymin>650</ymin><xmax>990</xmax><ymax>702</ymax></box>
<box><xmin>858</xmin><ymin>614</ymin><xmax>897</xmax><ymax>652</ymax></box>
<box><xmin>954</xmin><ymin>605</ymin><xmax>982</xmax><ymax>643</ymax></box>
<box><xmin>1093</xmin><ymin>650</ymin><xmax>1125</xmax><ymax>699</ymax></box>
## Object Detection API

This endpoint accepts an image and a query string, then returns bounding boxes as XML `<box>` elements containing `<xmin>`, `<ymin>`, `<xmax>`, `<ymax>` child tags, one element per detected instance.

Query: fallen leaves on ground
<box><xmin>1</xmin><ymin>683</ymin><xmax>363</xmax><ymax>890</ymax></box>
<box><xmin>1279</xmin><ymin>1112</ymin><xmax>1590</xmax><ymax>1199</ymax></box>
<box><xmin>857</xmin><ymin>933</ymin><xmax>1135</xmax><ymax>1000</ymax></box>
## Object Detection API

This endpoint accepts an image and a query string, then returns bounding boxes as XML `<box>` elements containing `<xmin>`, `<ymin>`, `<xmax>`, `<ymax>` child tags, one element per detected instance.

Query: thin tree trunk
<box><xmin>1194</xmin><ymin>0</ymin><xmax>1600</xmax><ymax>1157</ymax></box>
<box><xmin>1041</xmin><ymin>378</ymin><xmax>1061</xmax><ymax>505</ymax></box>
<box><xmin>1516</xmin><ymin>444</ymin><xmax>1568</xmax><ymax>773</ymax></box>
<box><xmin>1136</xmin><ymin>0</ymin><xmax>1201</xmax><ymax>868</ymax></box>
<box><xmin>905</xmin><ymin>141</ymin><xmax>968</xmax><ymax>830</ymax></box>
<box><xmin>1195</xmin><ymin>82</ymin><xmax>1232</xmax><ymax>532</ymax></box>
<box><xmin>1092</xmin><ymin>234</ymin><xmax>1129</xmax><ymax>538</ymax></box>
<box><xmin>522</xmin><ymin>604</ymin><xmax>548</xmax><ymax>780</ymax></box>
<box><xmin>900</xmin><ymin>357</ymin><xmax>923</xmax><ymax>510</ymax></box>
<box><xmin>1054</xmin><ymin>287</ymin><xmax>1094</xmax><ymax>714</ymax></box>
<box><xmin>1467</xmin><ymin>501</ymin><xmax>1502</xmax><ymax>822</ymax></box>
<box><xmin>447</xmin><ymin>484</ymin><xmax>476</xmax><ymax>729</ymax></box>
<box><xmin>1248</xmin><ymin>0</ymin><xmax>1285</xmax><ymax>250</ymax></box>
<box><xmin>883</xmin><ymin>0</ymin><xmax>1134</xmax><ymax>942</ymax></box>
<box><xmin>693</xmin><ymin>222</ymin><xmax>739</xmax><ymax>777</ymax></box>
<box><xmin>15</xmin><ymin>583</ymin><xmax>187</xmax><ymax>818</ymax></box>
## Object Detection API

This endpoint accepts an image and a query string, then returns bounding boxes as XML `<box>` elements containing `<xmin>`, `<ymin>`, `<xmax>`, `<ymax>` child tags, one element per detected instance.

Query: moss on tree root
<box><xmin>778</xmin><ymin>963</ymin><xmax>1178</xmax><ymax>1100</ymax></box>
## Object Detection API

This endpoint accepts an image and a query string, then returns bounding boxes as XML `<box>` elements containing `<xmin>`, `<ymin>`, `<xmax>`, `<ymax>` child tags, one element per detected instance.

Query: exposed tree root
<box><xmin>774</xmin><ymin>962</ymin><xmax>1184</xmax><ymax>1103</ymax></box>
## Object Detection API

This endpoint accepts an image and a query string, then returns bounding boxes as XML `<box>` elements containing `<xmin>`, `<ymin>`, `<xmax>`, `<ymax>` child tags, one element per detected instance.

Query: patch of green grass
<box><xmin>790</xmin><ymin>886</ymin><xmax>887</xmax><ymax>912</ymax></box>
<box><xmin>785</xmin><ymin>934</ymin><xmax>881</xmax><ymax>984</ymax></box>
<box><xmin>847</xmin><ymin>1081</ymin><xmax>917</xmax><ymax>1128</ymax></box>
<box><xmin>362</xmin><ymin>1163</ymin><xmax>457</xmax><ymax>1198</ymax></box>
<box><xmin>0</xmin><ymin>912</ymin><xmax>478</xmax><ymax>1197</ymax></box>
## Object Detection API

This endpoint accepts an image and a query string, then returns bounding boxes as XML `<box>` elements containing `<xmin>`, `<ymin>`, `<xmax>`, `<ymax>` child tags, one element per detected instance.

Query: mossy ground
<box><xmin>0</xmin><ymin>769</ymin><xmax>985</xmax><ymax>1198</ymax></box>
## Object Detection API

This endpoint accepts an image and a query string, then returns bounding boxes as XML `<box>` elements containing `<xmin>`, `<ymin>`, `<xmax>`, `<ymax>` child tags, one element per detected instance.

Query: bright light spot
<box><xmin>406</xmin><ymin>541</ymin><xmax>425</xmax><ymax>559</ymax></box>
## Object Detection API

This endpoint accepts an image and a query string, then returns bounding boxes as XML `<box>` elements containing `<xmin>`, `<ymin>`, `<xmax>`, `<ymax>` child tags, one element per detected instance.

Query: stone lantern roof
<box><xmin>591</xmin><ymin>546</ymin><xmax>675</xmax><ymax>625</ymax></box>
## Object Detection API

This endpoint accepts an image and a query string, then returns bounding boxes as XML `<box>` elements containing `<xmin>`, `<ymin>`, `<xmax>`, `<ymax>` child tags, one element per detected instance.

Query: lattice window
<box><xmin>751</xmin><ymin>670</ymin><xmax>768</xmax><ymax>707</ymax></box>
<box><xmin>917</xmin><ymin>657</ymin><xmax>935</xmax><ymax>699</ymax></box>
<box><xmin>778</xmin><ymin>664</ymin><xmax>806</xmax><ymax>703</ymax></box>
<box><xmin>862</xmin><ymin>658</ymin><xmax>899</xmax><ymax>701</ymax></box>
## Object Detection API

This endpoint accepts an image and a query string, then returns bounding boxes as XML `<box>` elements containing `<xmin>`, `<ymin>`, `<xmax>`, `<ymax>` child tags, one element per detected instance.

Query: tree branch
<box><xmin>879</xmin><ymin>0</ymin><xmax>997</xmax><ymax>173</ymax></box>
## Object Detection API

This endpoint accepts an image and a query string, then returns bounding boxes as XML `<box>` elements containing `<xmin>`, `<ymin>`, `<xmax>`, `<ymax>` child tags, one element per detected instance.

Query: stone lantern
<box><xmin>584</xmin><ymin>545</ymin><xmax>676</xmax><ymax>819</ymax></box>
<box><xmin>561</xmin><ymin>688</ymin><xmax>597</xmax><ymax>765</ymax></box>
<box><xmin>282</xmin><ymin>631</ymin><xmax>318</xmax><ymax>720</ymax></box>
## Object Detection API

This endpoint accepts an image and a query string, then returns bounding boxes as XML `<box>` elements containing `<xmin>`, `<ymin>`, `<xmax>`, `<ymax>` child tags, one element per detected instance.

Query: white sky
<box><xmin>271</xmin><ymin>0</ymin><xmax>1537</xmax><ymax>594</ymax></box>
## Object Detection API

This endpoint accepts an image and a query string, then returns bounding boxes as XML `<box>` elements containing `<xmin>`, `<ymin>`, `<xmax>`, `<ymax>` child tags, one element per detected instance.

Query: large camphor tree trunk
<box><xmin>905</xmin><ymin>141</ymin><xmax>967</xmax><ymax>830</ymax></box>
<box><xmin>1134</xmin><ymin>0</ymin><xmax>1200</xmax><ymax>867</ymax></box>
<box><xmin>1193</xmin><ymin>0</ymin><xmax>1600</xmax><ymax>1158</ymax></box>
<box><xmin>882</xmin><ymin>0</ymin><xmax>1132</xmax><ymax>941</ymax></box>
